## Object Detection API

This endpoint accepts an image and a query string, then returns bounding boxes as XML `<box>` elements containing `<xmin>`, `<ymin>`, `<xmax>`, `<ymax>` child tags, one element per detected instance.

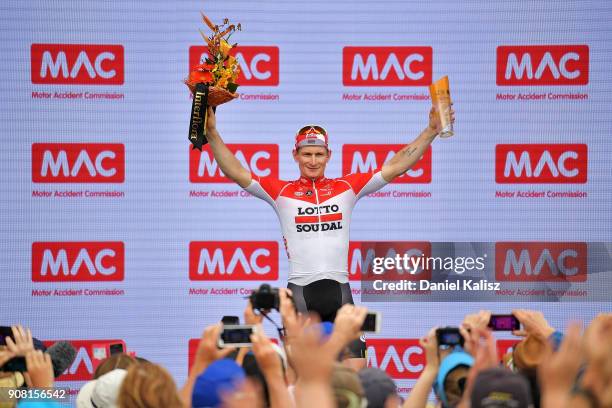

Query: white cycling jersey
<box><xmin>244</xmin><ymin>171</ymin><xmax>388</xmax><ymax>285</ymax></box>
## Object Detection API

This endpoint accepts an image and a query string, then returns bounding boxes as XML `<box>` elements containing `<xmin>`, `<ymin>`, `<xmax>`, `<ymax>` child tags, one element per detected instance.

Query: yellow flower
<box><xmin>213</xmin><ymin>68</ymin><xmax>233</xmax><ymax>88</ymax></box>
<box><xmin>218</xmin><ymin>77</ymin><xmax>229</xmax><ymax>88</ymax></box>
<box><xmin>231</xmin><ymin>67</ymin><xmax>240</xmax><ymax>81</ymax></box>
<box><xmin>220</xmin><ymin>40</ymin><xmax>232</xmax><ymax>56</ymax></box>
<box><xmin>226</xmin><ymin>55</ymin><xmax>237</xmax><ymax>69</ymax></box>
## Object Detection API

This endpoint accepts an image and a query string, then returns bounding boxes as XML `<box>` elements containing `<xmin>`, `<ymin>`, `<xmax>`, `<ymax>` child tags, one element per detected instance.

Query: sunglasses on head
<box><xmin>297</xmin><ymin>124</ymin><xmax>327</xmax><ymax>136</ymax></box>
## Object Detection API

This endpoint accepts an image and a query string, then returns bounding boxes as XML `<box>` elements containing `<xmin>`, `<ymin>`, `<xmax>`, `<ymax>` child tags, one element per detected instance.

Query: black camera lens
<box><xmin>250</xmin><ymin>284</ymin><xmax>280</xmax><ymax>311</ymax></box>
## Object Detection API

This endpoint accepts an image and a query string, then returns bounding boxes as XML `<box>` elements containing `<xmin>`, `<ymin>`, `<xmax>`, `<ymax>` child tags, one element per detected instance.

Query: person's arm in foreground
<box><xmin>456</xmin><ymin>328</ymin><xmax>499</xmax><ymax>408</ymax></box>
<box><xmin>18</xmin><ymin>350</ymin><xmax>63</xmax><ymax>407</ymax></box>
<box><xmin>204</xmin><ymin>107</ymin><xmax>252</xmax><ymax>188</ymax></box>
<box><xmin>1</xmin><ymin>325</ymin><xmax>35</xmax><ymax>366</ymax></box>
<box><xmin>251</xmin><ymin>327</ymin><xmax>295</xmax><ymax>408</ymax></box>
<box><xmin>326</xmin><ymin>304</ymin><xmax>368</xmax><ymax>355</ymax></box>
<box><xmin>290</xmin><ymin>319</ymin><xmax>336</xmax><ymax>408</ymax></box>
<box><xmin>539</xmin><ymin>322</ymin><xmax>584</xmax><ymax>408</ymax></box>
<box><xmin>179</xmin><ymin>324</ymin><xmax>236</xmax><ymax>408</ymax></box>
<box><xmin>381</xmin><ymin>106</ymin><xmax>454</xmax><ymax>182</ymax></box>
<box><xmin>403</xmin><ymin>328</ymin><xmax>439</xmax><ymax>408</ymax></box>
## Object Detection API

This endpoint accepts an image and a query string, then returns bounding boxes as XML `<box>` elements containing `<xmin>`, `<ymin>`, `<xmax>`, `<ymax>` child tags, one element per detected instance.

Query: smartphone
<box><xmin>0</xmin><ymin>326</ymin><xmax>14</xmax><ymax>343</ymax></box>
<box><xmin>436</xmin><ymin>327</ymin><xmax>464</xmax><ymax>347</ymax></box>
<box><xmin>0</xmin><ymin>326</ymin><xmax>26</xmax><ymax>371</ymax></box>
<box><xmin>109</xmin><ymin>342</ymin><xmax>124</xmax><ymax>355</ymax></box>
<box><xmin>218</xmin><ymin>325</ymin><xmax>255</xmax><ymax>348</ymax></box>
<box><xmin>488</xmin><ymin>314</ymin><xmax>520</xmax><ymax>331</ymax></box>
<box><xmin>91</xmin><ymin>340</ymin><xmax>127</xmax><ymax>370</ymax></box>
<box><xmin>360</xmin><ymin>311</ymin><xmax>381</xmax><ymax>333</ymax></box>
<box><xmin>221</xmin><ymin>316</ymin><xmax>240</xmax><ymax>325</ymax></box>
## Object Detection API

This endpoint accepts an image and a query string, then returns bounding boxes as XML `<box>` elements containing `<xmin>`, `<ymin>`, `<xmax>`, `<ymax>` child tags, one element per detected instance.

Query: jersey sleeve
<box><xmin>341</xmin><ymin>169</ymin><xmax>389</xmax><ymax>200</ymax></box>
<box><xmin>243</xmin><ymin>173</ymin><xmax>288</xmax><ymax>209</ymax></box>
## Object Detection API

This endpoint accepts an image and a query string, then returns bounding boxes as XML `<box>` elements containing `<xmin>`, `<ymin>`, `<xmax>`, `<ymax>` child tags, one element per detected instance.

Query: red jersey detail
<box><xmin>340</xmin><ymin>170</ymin><xmax>382</xmax><ymax>196</ymax></box>
<box><xmin>252</xmin><ymin>173</ymin><xmax>290</xmax><ymax>201</ymax></box>
<box><xmin>276</xmin><ymin>177</ymin><xmax>354</xmax><ymax>204</ymax></box>
<box><xmin>295</xmin><ymin>213</ymin><xmax>343</xmax><ymax>224</ymax></box>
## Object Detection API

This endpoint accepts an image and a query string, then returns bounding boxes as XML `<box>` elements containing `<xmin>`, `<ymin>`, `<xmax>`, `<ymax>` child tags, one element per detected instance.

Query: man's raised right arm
<box><xmin>205</xmin><ymin>107</ymin><xmax>252</xmax><ymax>188</ymax></box>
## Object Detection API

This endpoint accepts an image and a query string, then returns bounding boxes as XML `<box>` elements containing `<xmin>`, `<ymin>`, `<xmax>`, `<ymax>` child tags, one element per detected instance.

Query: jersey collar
<box><xmin>299</xmin><ymin>175</ymin><xmax>328</xmax><ymax>185</ymax></box>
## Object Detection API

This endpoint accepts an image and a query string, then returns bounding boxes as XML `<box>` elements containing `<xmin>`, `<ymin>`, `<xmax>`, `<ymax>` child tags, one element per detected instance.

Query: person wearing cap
<box><xmin>76</xmin><ymin>368</ymin><xmax>128</xmax><ymax>408</ymax></box>
<box><xmin>470</xmin><ymin>367</ymin><xmax>533</xmax><ymax>408</ymax></box>
<box><xmin>203</xmin><ymin>106</ymin><xmax>452</xmax><ymax>311</ymax></box>
<box><xmin>192</xmin><ymin>359</ymin><xmax>246</xmax><ymax>408</ymax></box>
<box><xmin>358</xmin><ymin>367</ymin><xmax>400</xmax><ymax>408</ymax></box>
<box><xmin>434</xmin><ymin>350</ymin><xmax>474</xmax><ymax>408</ymax></box>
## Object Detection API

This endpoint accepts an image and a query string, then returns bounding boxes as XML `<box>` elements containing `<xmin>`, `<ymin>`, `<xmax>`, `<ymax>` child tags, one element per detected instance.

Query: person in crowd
<box><xmin>331</xmin><ymin>363</ymin><xmax>366</xmax><ymax>408</ymax></box>
<box><xmin>470</xmin><ymin>367</ymin><xmax>533</xmax><ymax>408</ymax></box>
<box><xmin>5</xmin><ymin>308</ymin><xmax>612</xmax><ymax>408</ymax></box>
<box><xmin>403</xmin><ymin>327</ymin><xmax>473</xmax><ymax>408</ymax></box>
<box><xmin>117</xmin><ymin>362</ymin><xmax>183</xmax><ymax>408</ymax></box>
<box><xmin>93</xmin><ymin>353</ymin><xmax>137</xmax><ymax>380</ymax></box>
<box><xmin>191</xmin><ymin>359</ymin><xmax>247</xmax><ymax>408</ymax></box>
<box><xmin>77</xmin><ymin>369</ymin><xmax>128</xmax><ymax>408</ymax></box>
<box><xmin>358</xmin><ymin>367</ymin><xmax>400</xmax><ymax>408</ymax></box>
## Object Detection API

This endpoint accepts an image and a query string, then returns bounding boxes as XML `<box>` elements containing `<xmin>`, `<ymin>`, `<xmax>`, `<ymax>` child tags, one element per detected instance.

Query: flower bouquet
<box><xmin>185</xmin><ymin>13</ymin><xmax>241</xmax><ymax>106</ymax></box>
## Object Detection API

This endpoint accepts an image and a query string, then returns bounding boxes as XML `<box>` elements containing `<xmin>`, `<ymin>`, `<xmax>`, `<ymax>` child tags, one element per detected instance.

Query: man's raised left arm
<box><xmin>381</xmin><ymin>106</ymin><xmax>453</xmax><ymax>182</ymax></box>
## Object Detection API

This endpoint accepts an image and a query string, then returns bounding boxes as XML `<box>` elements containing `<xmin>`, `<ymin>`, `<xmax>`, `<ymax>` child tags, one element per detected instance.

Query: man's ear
<box><xmin>327</xmin><ymin>149</ymin><xmax>332</xmax><ymax>161</ymax></box>
<box><xmin>292</xmin><ymin>148</ymin><xmax>298</xmax><ymax>162</ymax></box>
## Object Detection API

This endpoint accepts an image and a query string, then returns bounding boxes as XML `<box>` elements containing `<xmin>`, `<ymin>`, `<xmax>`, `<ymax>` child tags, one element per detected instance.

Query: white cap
<box><xmin>76</xmin><ymin>368</ymin><xmax>127</xmax><ymax>408</ymax></box>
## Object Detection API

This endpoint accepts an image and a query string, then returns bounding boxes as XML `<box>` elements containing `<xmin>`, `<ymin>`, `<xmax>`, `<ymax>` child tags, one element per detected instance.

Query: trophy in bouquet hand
<box><xmin>186</xmin><ymin>13</ymin><xmax>242</xmax><ymax>150</ymax></box>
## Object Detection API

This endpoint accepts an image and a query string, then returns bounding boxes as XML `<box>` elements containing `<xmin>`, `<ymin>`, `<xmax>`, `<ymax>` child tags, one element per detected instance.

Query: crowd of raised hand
<box><xmin>1</xmin><ymin>291</ymin><xmax>611</xmax><ymax>408</ymax></box>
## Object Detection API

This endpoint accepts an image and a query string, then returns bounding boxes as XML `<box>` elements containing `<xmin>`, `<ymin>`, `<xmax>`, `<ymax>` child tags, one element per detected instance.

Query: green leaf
<box><xmin>227</xmin><ymin>83</ymin><xmax>239</xmax><ymax>93</ymax></box>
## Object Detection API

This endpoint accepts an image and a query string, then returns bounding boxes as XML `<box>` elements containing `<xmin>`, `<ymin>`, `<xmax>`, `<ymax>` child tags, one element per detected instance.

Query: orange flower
<box><xmin>218</xmin><ymin>77</ymin><xmax>229</xmax><ymax>88</ymax></box>
<box><xmin>189</xmin><ymin>70</ymin><xmax>213</xmax><ymax>83</ymax></box>
<box><xmin>194</xmin><ymin>63</ymin><xmax>215</xmax><ymax>72</ymax></box>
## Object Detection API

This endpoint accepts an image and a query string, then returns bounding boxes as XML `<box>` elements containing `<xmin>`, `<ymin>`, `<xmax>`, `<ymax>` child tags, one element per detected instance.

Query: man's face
<box><xmin>293</xmin><ymin>146</ymin><xmax>330</xmax><ymax>179</ymax></box>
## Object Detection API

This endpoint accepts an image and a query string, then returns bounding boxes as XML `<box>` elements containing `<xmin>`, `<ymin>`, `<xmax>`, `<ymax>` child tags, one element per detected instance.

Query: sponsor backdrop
<box><xmin>1</xmin><ymin>0</ymin><xmax>611</xmax><ymax>399</ymax></box>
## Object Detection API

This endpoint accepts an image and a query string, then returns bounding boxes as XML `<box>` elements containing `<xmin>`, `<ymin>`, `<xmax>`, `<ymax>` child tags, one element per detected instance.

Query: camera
<box><xmin>360</xmin><ymin>311</ymin><xmax>382</xmax><ymax>333</ymax></box>
<box><xmin>221</xmin><ymin>315</ymin><xmax>240</xmax><ymax>325</ymax></box>
<box><xmin>488</xmin><ymin>314</ymin><xmax>520</xmax><ymax>331</ymax></box>
<box><xmin>249</xmin><ymin>284</ymin><xmax>281</xmax><ymax>310</ymax></box>
<box><xmin>217</xmin><ymin>325</ymin><xmax>256</xmax><ymax>348</ymax></box>
<box><xmin>436</xmin><ymin>327</ymin><xmax>464</xmax><ymax>347</ymax></box>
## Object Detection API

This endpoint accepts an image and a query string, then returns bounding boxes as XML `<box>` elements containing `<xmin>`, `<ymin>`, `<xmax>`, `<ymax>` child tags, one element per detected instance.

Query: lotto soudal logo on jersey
<box><xmin>32</xmin><ymin>242</ymin><xmax>125</xmax><ymax>282</ymax></box>
<box><xmin>495</xmin><ymin>144</ymin><xmax>587</xmax><ymax>184</ymax></box>
<box><xmin>349</xmin><ymin>241</ymin><xmax>432</xmax><ymax>281</ymax></box>
<box><xmin>45</xmin><ymin>340</ymin><xmax>126</xmax><ymax>381</ymax></box>
<box><xmin>32</xmin><ymin>143</ymin><xmax>125</xmax><ymax>183</ymax></box>
<box><xmin>366</xmin><ymin>339</ymin><xmax>424</xmax><ymax>379</ymax></box>
<box><xmin>497</xmin><ymin>45</ymin><xmax>589</xmax><ymax>86</ymax></box>
<box><xmin>190</xmin><ymin>144</ymin><xmax>278</xmax><ymax>183</ymax></box>
<box><xmin>189</xmin><ymin>45</ymin><xmax>279</xmax><ymax>86</ymax></box>
<box><xmin>342</xmin><ymin>47</ymin><xmax>432</xmax><ymax>86</ymax></box>
<box><xmin>31</xmin><ymin>44</ymin><xmax>124</xmax><ymax>85</ymax></box>
<box><xmin>189</xmin><ymin>241</ymin><xmax>279</xmax><ymax>280</ymax></box>
<box><xmin>342</xmin><ymin>144</ymin><xmax>431</xmax><ymax>183</ymax></box>
<box><xmin>295</xmin><ymin>205</ymin><xmax>343</xmax><ymax>233</ymax></box>
<box><xmin>495</xmin><ymin>242</ymin><xmax>587</xmax><ymax>282</ymax></box>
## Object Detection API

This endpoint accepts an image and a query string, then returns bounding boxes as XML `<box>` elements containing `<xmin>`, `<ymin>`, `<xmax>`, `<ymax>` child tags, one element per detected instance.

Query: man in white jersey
<box><xmin>203</xmin><ymin>106</ymin><xmax>452</xmax><ymax>316</ymax></box>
